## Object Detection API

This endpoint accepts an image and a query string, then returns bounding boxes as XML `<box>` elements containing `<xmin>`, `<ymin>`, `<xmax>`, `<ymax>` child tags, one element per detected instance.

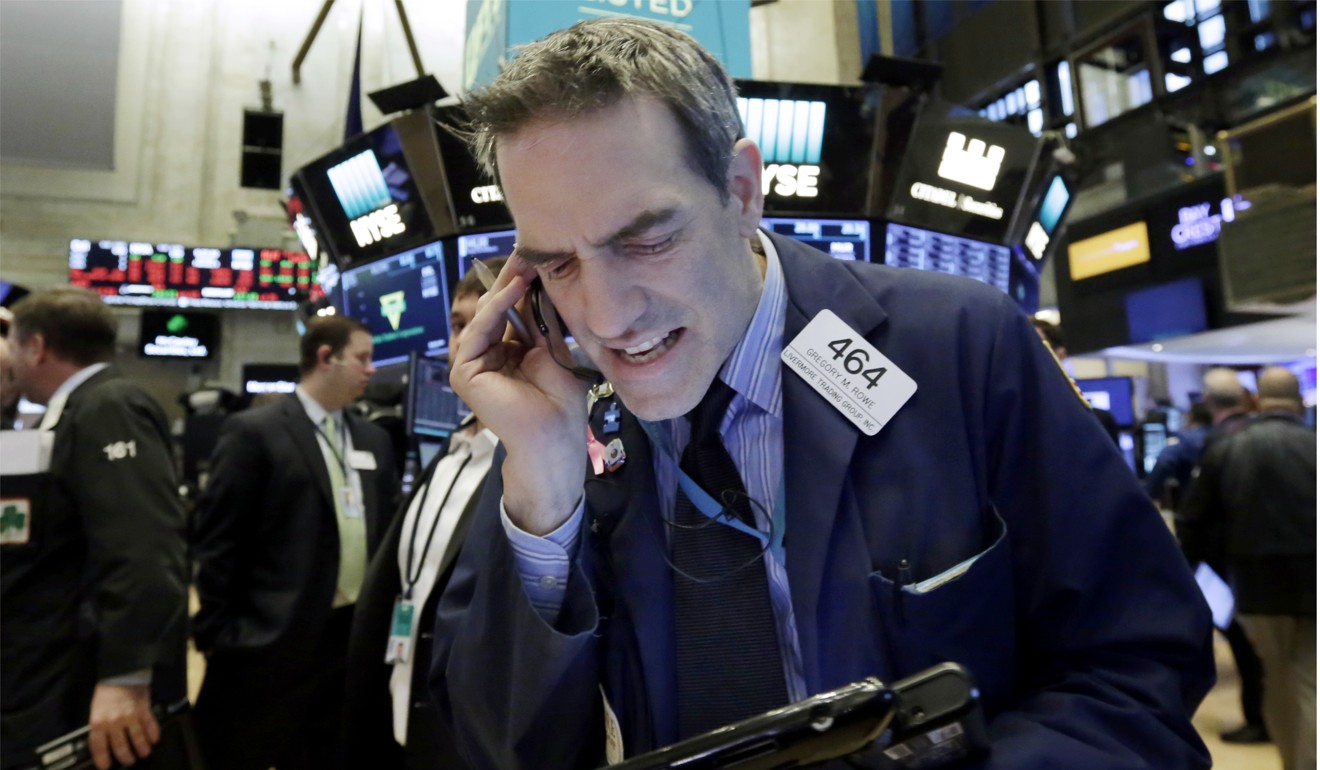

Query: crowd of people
<box><xmin>0</xmin><ymin>18</ymin><xmax>1313</xmax><ymax>770</ymax></box>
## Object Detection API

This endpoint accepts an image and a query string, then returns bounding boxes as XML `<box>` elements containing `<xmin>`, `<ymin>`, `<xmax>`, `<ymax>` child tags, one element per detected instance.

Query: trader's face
<box><xmin>450</xmin><ymin>292</ymin><xmax>480</xmax><ymax>342</ymax></box>
<box><xmin>8</xmin><ymin>326</ymin><xmax>49</xmax><ymax>405</ymax></box>
<box><xmin>0</xmin><ymin>336</ymin><xmax>18</xmax><ymax>411</ymax></box>
<box><xmin>327</xmin><ymin>330</ymin><xmax>375</xmax><ymax>403</ymax></box>
<box><xmin>497</xmin><ymin>97</ymin><xmax>765</xmax><ymax>420</ymax></box>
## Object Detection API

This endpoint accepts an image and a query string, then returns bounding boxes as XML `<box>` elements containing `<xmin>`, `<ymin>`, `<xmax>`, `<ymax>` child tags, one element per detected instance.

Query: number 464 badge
<box><xmin>781</xmin><ymin>310</ymin><xmax>917</xmax><ymax>436</ymax></box>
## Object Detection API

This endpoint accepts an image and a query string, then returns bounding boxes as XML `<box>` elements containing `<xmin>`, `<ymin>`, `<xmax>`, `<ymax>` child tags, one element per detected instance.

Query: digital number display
<box><xmin>69</xmin><ymin>239</ymin><xmax>313</xmax><ymax>310</ymax></box>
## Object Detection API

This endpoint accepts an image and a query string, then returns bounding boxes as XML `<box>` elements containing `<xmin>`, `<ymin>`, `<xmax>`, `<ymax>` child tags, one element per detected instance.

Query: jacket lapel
<box><xmin>283</xmin><ymin>396</ymin><xmax>336</xmax><ymax>514</ymax></box>
<box><xmin>772</xmin><ymin>234</ymin><xmax>889</xmax><ymax>692</ymax></box>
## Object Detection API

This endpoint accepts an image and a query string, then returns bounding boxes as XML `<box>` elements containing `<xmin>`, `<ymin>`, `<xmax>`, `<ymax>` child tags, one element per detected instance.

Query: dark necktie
<box><xmin>672</xmin><ymin>378</ymin><xmax>788</xmax><ymax>738</ymax></box>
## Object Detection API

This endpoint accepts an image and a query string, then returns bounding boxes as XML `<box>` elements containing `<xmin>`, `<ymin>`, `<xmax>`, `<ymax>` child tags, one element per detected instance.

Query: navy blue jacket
<box><xmin>432</xmin><ymin>234</ymin><xmax>1214</xmax><ymax>769</ymax></box>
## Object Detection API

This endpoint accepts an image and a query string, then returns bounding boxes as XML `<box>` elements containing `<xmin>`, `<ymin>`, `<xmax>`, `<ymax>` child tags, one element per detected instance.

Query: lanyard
<box><xmin>403</xmin><ymin>450</ymin><xmax>473</xmax><ymax>600</ymax></box>
<box><xmin>638</xmin><ymin>419</ymin><xmax>787</xmax><ymax>566</ymax></box>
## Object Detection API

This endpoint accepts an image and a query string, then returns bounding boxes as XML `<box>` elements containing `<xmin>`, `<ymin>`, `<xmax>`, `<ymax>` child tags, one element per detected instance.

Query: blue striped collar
<box><xmin>719</xmin><ymin>231</ymin><xmax>787</xmax><ymax>419</ymax></box>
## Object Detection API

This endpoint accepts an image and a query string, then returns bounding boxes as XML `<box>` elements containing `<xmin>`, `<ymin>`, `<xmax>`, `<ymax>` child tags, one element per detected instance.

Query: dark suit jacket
<box><xmin>1</xmin><ymin>367</ymin><xmax>188</xmax><ymax>765</ymax></box>
<box><xmin>193</xmin><ymin>394</ymin><xmax>399</xmax><ymax>658</ymax></box>
<box><xmin>344</xmin><ymin>448</ymin><xmax>486</xmax><ymax>769</ymax></box>
<box><xmin>432</xmin><ymin>233</ymin><xmax>1216</xmax><ymax>769</ymax></box>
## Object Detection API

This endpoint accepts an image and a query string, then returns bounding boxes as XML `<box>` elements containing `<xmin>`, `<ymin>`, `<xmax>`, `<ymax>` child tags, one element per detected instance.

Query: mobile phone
<box><xmin>529</xmin><ymin>278</ymin><xmax>602</xmax><ymax>383</ymax></box>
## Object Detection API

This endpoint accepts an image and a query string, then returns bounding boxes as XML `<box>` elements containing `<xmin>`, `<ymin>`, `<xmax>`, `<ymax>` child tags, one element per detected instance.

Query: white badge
<box><xmin>781</xmin><ymin>309</ymin><xmax>917</xmax><ymax>436</ymax></box>
<box><xmin>601</xmin><ymin>686</ymin><xmax>624</xmax><ymax>765</ymax></box>
<box><xmin>0</xmin><ymin>499</ymin><xmax>32</xmax><ymax>546</ymax></box>
<box><xmin>348</xmin><ymin>449</ymin><xmax>377</xmax><ymax>471</ymax></box>
<box><xmin>341</xmin><ymin>487</ymin><xmax>364</xmax><ymax>519</ymax></box>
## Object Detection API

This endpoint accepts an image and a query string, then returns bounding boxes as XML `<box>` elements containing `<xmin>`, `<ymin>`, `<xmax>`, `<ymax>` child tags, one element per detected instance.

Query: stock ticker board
<box><xmin>69</xmin><ymin>239</ymin><xmax>314</xmax><ymax>310</ymax></box>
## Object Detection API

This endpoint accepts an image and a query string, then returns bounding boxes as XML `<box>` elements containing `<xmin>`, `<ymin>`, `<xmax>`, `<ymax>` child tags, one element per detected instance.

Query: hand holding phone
<box><xmin>449</xmin><ymin>253</ymin><xmax>590</xmax><ymax>535</ymax></box>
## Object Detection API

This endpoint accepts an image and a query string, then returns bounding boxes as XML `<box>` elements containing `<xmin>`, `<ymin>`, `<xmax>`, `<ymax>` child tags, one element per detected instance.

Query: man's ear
<box><xmin>317</xmin><ymin>343</ymin><xmax>334</xmax><ymax>368</ymax></box>
<box><xmin>727</xmin><ymin>138</ymin><xmax>764</xmax><ymax>239</ymax></box>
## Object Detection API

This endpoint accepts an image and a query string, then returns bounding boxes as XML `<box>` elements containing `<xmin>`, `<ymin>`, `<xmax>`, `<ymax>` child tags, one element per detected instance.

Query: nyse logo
<box><xmin>937</xmin><ymin>132</ymin><xmax>1005</xmax><ymax>192</ymax></box>
<box><xmin>350</xmin><ymin>204</ymin><xmax>406</xmax><ymax>248</ymax></box>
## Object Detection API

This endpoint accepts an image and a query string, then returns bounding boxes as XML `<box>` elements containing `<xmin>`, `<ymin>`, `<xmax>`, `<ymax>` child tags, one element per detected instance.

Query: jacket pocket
<box><xmin>868</xmin><ymin>507</ymin><xmax>1016</xmax><ymax>710</ymax></box>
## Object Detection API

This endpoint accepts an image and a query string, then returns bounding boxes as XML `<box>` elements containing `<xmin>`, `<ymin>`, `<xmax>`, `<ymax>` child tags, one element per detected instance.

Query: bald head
<box><xmin>1257</xmin><ymin>366</ymin><xmax>1303</xmax><ymax>414</ymax></box>
<box><xmin>1202</xmin><ymin>367</ymin><xmax>1251</xmax><ymax>424</ymax></box>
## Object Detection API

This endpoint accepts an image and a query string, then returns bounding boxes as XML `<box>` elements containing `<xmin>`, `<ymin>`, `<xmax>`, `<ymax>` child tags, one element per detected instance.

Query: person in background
<box><xmin>343</xmin><ymin>258</ymin><xmax>506</xmax><ymax>769</ymax></box>
<box><xmin>1</xmin><ymin>287</ymin><xmax>189</xmax><ymax>770</ymax></box>
<box><xmin>1143</xmin><ymin>401</ymin><xmax>1212</xmax><ymax>508</ymax></box>
<box><xmin>192</xmin><ymin>315</ymin><xmax>400</xmax><ymax>770</ymax></box>
<box><xmin>1179</xmin><ymin>366</ymin><xmax>1270</xmax><ymax>746</ymax></box>
<box><xmin>434</xmin><ymin>18</ymin><xmax>1212</xmax><ymax>769</ymax></box>
<box><xmin>1178</xmin><ymin>366</ymin><xmax>1316</xmax><ymax>769</ymax></box>
<box><xmin>0</xmin><ymin>333</ymin><xmax>19</xmax><ymax>430</ymax></box>
<box><xmin>1031</xmin><ymin>317</ymin><xmax>1121</xmax><ymax>445</ymax></box>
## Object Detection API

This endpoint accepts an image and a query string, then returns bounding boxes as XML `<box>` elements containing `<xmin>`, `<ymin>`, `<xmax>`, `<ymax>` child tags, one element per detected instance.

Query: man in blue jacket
<box><xmin>436</xmin><ymin>18</ymin><xmax>1214</xmax><ymax>769</ymax></box>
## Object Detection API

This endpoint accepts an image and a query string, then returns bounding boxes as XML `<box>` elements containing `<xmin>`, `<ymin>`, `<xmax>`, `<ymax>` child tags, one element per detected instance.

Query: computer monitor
<box><xmin>1074</xmin><ymin>376</ymin><xmax>1136</xmax><ymax>427</ymax></box>
<box><xmin>455</xmin><ymin>229</ymin><xmax>518</xmax><ymax>277</ymax></box>
<box><xmin>884</xmin><ymin>223</ymin><xmax>1011</xmax><ymax>293</ymax></box>
<box><xmin>1124</xmin><ymin>277</ymin><xmax>1208</xmax><ymax>344</ymax></box>
<box><xmin>241</xmin><ymin>363</ymin><xmax>300</xmax><ymax>395</ymax></box>
<box><xmin>760</xmin><ymin>218</ymin><xmax>871</xmax><ymax>261</ymax></box>
<box><xmin>340</xmin><ymin>240</ymin><xmax>455</xmax><ymax>366</ymax></box>
<box><xmin>405</xmin><ymin>354</ymin><xmax>470</xmax><ymax>441</ymax></box>
<box><xmin>1140</xmin><ymin>422</ymin><xmax>1169</xmax><ymax>475</ymax></box>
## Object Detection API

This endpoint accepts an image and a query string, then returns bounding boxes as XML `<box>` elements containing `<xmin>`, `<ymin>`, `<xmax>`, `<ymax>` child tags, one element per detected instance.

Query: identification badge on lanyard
<box><xmin>340</xmin><ymin>486</ymin><xmax>364</xmax><ymax>519</ymax></box>
<box><xmin>385</xmin><ymin>596</ymin><xmax>416</xmax><ymax>664</ymax></box>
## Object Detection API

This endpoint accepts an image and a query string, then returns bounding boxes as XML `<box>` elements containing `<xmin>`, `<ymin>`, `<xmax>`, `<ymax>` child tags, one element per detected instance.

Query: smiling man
<box><xmin>435</xmin><ymin>18</ymin><xmax>1214</xmax><ymax>770</ymax></box>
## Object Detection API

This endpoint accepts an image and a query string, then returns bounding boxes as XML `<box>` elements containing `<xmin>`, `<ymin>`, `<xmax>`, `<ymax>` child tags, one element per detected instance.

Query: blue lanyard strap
<box><xmin>638</xmin><ymin>418</ymin><xmax>787</xmax><ymax>565</ymax></box>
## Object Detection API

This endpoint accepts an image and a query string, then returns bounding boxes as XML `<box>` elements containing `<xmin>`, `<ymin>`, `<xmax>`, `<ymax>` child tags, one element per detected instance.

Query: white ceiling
<box><xmin>1099</xmin><ymin>305</ymin><xmax>1317</xmax><ymax>364</ymax></box>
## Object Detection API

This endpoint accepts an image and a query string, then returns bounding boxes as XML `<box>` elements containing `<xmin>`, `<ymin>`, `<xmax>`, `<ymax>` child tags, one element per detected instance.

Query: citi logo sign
<box><xmin>937</xmin><ymin>132</ymin><xmax>1005</xmax><ymax>192</ymax></box>
<box><xmin>738</xmin><ymin>98</ymin><xmax>826</xmax><ymax>164</ymax></box>
<box><xmin>328</xmin><ymin>150</ymin><xmax>393</xmax><ymax>219</ymax></box>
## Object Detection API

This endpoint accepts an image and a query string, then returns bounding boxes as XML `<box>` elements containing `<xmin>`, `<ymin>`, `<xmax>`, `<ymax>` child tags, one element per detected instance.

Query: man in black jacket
<box><xmin>1179</xmin><ymin>366</ymin><xmax>1316</xmax><ymax>770</ymax></box>
<box><xmin>2</xmin><ymin>287</ymin><xmax>188</xmax><ymax>770</ymax></box>
<box><xmin>193</xmin><ymin>315</ymin><xmax>399</xmax><ymax>770</ymax></box>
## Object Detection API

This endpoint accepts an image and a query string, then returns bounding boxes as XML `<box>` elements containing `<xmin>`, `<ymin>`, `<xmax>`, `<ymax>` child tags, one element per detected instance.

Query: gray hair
<box><xmin>454</xmin><ymin>18</ymin><xmax>745</xmax><ymax>202</ymax></box>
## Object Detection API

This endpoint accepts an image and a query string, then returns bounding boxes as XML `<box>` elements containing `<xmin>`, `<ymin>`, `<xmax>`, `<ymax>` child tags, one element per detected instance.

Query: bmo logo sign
<box><xmin>739</xmin><ymin>97</ymin><xmax>826</xmax><ymax>199</ymax></box>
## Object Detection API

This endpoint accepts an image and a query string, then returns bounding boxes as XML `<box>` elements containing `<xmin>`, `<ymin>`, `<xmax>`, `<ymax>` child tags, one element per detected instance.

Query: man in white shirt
<box><xmin>343</xmin><ymin>258</ymin><xmax>505</xmax><ymax>769</ymax></box>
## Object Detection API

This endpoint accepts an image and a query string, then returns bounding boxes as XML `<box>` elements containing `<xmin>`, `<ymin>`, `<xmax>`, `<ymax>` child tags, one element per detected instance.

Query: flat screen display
<box><xmin>341</xmin><ymin>240</ymin><xmax>455</xmax><ymax>366</ymax></box>
<box><xmin>70</xmin><ymin>239</ymin><xmax>313</xmax><ymax>310</ymax></box>
<box><xmin>406</xmin><ymin>354</ymin><xmax>470</xmax><ymax>439</ymax></box>
<box><xmin>455</xmin><ymin>229</ymin><xmax>518</xmax><ymax>276</ymax></box>
<box><xmin>242</xmin><ymin>363</ymin><xmax>299</xmax><ymax>395</ymax></box>
<box><xmin>886</xmin><ymin>101</ymin><xmax>1041</xmax><ymax>244</ymax></box>
<box><xmin>1075</xmin><ymin>376</ymin><xmax>1136</xmax><ymax>427</ymax></box>
<box><xmin>297</xmin><ymin>121</ymin><xmax>436</xmax><ymax>262</ymax></box>
<box><xmin>1066</xmin><ymin>222</ymin><xmax>1151</xmax><ymax>281</ymax></box>
<box><xmin>434</xmin><ymin>105</ymin><xmax>513</xmax><ymax>232</ymax></box>
<box><xmin>1141</xmin><ymin>422</ymin><xmax>1168</xmax><ymax>474</ymax></box>
<box><xmin>1023</xmin><ymin>175</ymin><xmax>1072</xmax><ymax>263</ymax></box>
<box><xmin>138</xmin><ymin>310</ymin><xmax>219</xmax><ymax>359</ymax></box>
<box><xmin>761</xmin><ymin>218</ymin><xmax>870</xmax><ymax>261</ymax></box>
<box><xmin>1124</xmin><ymin>277</ymin><xmax>1208</xmax><ymax>344</ymax></box>
<box><xmin>736</xmin><ymin>81</ymin><xmax>877</xmax><ymax>216</ymax></box>
<box><xmin>884</xmin><ymin>223</ymin><xmax>1010</xmax><ymax>293</ymax></box>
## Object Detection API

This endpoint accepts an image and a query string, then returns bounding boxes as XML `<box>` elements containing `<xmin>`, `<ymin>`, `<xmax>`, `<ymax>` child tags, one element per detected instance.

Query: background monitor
<box><xmin>455</xmin><ymin>229</ymin><xmax>518</xmax><ymax>276</ymax></box>
<box><xmin>761</xmin><ymin>218</ymin><xmax>870</xmax><ymax>261</ymax></box>
<box><xmin>242</xmin><ymin>363</ymin><xmax>300</xmax><ymax>395</ymax></box>
<box><xmin>1074</xmin><ymin>376</ymin><xmax>1136</xmax><ymax>427</ymax></box>
<box><xmin>1124</xmin><ymin>276</ymin><xmax>1208</xmax><ymax>344</ymax></box>
<box><xmin>884</xmin><ymin>223</ymin><xmax>1010</xmax><ymax>293</ymax></box>
<box><xmin>341</xmin><ymin>240</ymin><xmax>455</xmax><ymax>366</ymax></box>
<box><xmin>406</xmin><ymin>354</ymin><xmax>470</xmax><ymax>440</ymax></box>
<box><xmin>71</xmin><ymin>239</ymin><xmax>314</xmax><ymax>310</ymax></box>
<box><xmin>138</xmin><ymin>309</ymin><xmax>219</xmax><ymax>360</ymax></box>
<box><xmin>1066</xmin><ymin>221</ymin><xmax>1151</xmax><ymax>281</ymax></box>
<box><xmin>1140</xmin><ymin>421</ymin><xmax>1169</xmax><ymax>475</ymax></box>
<box><xmin>1023</xmin><ymin>174</ymin><xmax>1072</xmax><ymax>263</ymax></box>
<box><xmin>736</xmin><ymin>80</ymin><xmax>877</xmax><ymax>216</ymax></box>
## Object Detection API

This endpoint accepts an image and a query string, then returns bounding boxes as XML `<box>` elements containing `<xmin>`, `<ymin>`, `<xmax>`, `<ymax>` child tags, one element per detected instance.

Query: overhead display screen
<box><xmin>884</xmin><ymin>223</ymin><xmax>1010</xmax><ymax>293</ymax></box>
<box><xmin>1023</xmin><ymin>175</ymin><xmax>1072</xmax><ymax>262</ymax></box>
<box><xmin>736</xmin><ymin>80</ymin><xmax>877</xmax><ymax>216</ymax></box>
<box><xmin>138</xmin><ymin>309</ymin><xmax>219</xmax><ymax>359</ymax></box>
<box><xmin>1067</xmin><ymin>221</ymin><xmax>1151</xmax><ymax>281</ymax></box>
<box><xmin>70</xmin><ymin>239</ymin><xmax>313</xmax><ymax>310</ymax></box>
<box><xmin>434</xmin><ymin>105</ymin><xmax>513</xmax><ymax>232</ymax></box>
<box><xmin>340</xmin><ymin>240</ymin><xmax>456</xmax><ymax>366</ymax></box>
<box><xmin>1124</xmin><ymin>276</ymin><xmax>1208</xmax><ymax>344</ymax></box>
<box><xmin>761</xmin><ymin>218</ymin><xmax>870</xmax><ymax>261</ymax></box>
<box><xmin>887</xmin><ymin>100</ymin><xmax>1041</xmax><ymax>244</ymax></box>
<box><xmin>1075</xmin><ymin>376</ymin><xmax>1136</xmax><ymax>426</ymax></box>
